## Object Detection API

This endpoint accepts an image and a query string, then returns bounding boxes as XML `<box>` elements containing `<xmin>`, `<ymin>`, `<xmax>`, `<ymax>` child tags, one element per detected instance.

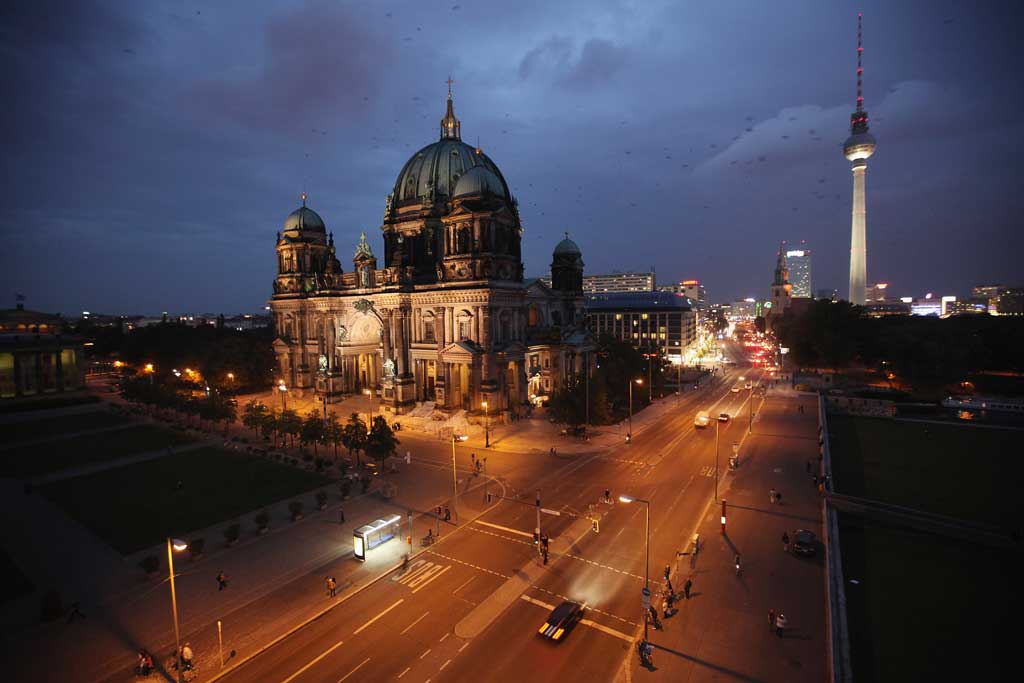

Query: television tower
<box><xmin>843</xmin><ymin>13</ymin><xmax>876</xmax><ymax>306</ymax></box>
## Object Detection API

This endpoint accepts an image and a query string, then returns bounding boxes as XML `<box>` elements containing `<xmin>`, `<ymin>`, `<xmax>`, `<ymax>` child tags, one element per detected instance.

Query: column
<box><xmin>382</xmin><ymin>309</ymin><xmax>393</xmax><ymax>367</ymax></box>
<box><xmin>395</xmin><ymin>309</ymin><xmax>408</xmax><ymax>376</ymax></box>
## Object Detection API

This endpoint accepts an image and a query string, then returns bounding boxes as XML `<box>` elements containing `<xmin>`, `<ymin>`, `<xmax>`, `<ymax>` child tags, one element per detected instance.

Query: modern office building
<box><xmin>784</xmin><ymin>246</ymin><xmax>812</xmax><ymax>298</ymax></box>
<box><xmin>583</xmin><ymin>272</ymin><xmax>656</xmax><ymax>293</ymax></box>
<box><xmin>585</xmin><ymin>291</ymin><xmax>697</xmax><ymax>364</ymax></box>
<box><xmin>865</xmin><ymin>282</ymin><xmax>889</xmax><ymax>302</ymax></box>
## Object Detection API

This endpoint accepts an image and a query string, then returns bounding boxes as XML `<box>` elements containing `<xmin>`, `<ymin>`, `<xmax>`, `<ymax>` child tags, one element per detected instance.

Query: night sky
<box><xmin>2</xmin><ymin>0</ymin><xmax>1021</xmax><ymax>315</ymax></box>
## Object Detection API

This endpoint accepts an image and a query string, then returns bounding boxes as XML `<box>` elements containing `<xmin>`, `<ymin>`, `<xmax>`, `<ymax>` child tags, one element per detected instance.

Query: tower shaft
<box><xmin>849</xmin><ymin>162</ymin><xmax>868</xmax><ymax>305</ymax></box>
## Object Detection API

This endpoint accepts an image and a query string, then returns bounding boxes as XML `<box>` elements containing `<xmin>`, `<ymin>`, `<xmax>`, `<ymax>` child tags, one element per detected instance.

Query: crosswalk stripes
<box><xmin>393</xmin><ymin>559</ymin><xmax>452</xmax><ymax>593</ymax></box>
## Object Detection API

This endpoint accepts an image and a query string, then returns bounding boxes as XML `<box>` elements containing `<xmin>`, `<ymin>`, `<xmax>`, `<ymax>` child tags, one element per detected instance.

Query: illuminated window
<box><xmin>641</xmin><ymin>313</ymin><xmax>648</xmax><ymax>320</ymax></box>
<box><xmin>615</xmin><ymin>314</ymin><xmax>622</xmax><ymax>320</ymax></box>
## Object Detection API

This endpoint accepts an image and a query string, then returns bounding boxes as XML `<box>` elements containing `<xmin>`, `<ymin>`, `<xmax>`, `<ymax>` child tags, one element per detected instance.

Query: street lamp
<box><xmin>482</xmin><ymin>400</ymin><xmax>490</xmax><ymax>448</ymax></box>
<box><xmin>144</xmin><ymin>363</ymin><xmax>155</xmax><ymax>385</ymax></box>
<box><xmin>618</xmin><ymin>494</ymin><xmax>651</xmax><ymax>639</ymax></box>
<box><xmin>363</xmin><ymin>387</ymin><xmax>374</xmax><ymax>426</ymax></box>
<box><xmin>451</xmin><ymin>434</ymin><xmax>469</xmax><ymax>520</ymax></box>
<box><xmin>715</xmin><ymin>416</ymin><xmax>721</xmax><ymax>501</ymax></box>
<box><xmin>166</xmin><ymin>537</ymin><xmax>188</xmax><ymax>682</ymax></box>
<box><xmin>627</xmin><ymin>378</ymin><xmax>643</xmax><ymax>442</ymax></box>
<box><xmin>277</xmin><ymin>381</ymin><xmax>288</xmax><ymax>411</ymax></box>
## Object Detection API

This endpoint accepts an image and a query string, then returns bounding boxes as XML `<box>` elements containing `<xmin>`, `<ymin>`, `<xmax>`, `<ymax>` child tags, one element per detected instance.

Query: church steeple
<box><xmin>773</xmin><ymin>243</ymin><xmax>789</xmax><ymax>286</ymax></box>
<box><xmin>440</xmin><ymin>77</ymin><xmax>461</xmax><ymax>141</ymax></box>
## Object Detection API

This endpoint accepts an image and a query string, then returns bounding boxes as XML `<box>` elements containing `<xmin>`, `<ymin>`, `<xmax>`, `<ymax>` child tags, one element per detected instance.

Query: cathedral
<box><xmin>269</xmin><ymin>87</ymin><xmax>593</xmax><ymax>419</ymax></box>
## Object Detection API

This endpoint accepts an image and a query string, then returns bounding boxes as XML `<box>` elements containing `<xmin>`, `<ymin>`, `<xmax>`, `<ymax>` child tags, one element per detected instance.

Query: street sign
<box><xmin>540</xmin><ymin>508</ymin><xmax>561</xmax><ymax>516</ymax></box>
<box><xmin>641</xmin><ymin>587</ymin><xmax>651</xmax><ymax>610</ymax></box>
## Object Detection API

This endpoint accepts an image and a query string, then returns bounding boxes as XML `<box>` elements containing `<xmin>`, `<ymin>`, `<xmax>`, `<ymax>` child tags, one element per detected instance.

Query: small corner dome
<box><xmin>553</xmin><ymin>237</ymin><xmax>582</xmax><ymax>257</ymax></box>
<box><xmin>452</xmin><ymin>165</ymin><xmax>504</xmax><ymax>199</ymax></box>
<box><xmin>283</xmin><ymin>206</ymin><xmax>326</xmax><ymax>234</ymax></box>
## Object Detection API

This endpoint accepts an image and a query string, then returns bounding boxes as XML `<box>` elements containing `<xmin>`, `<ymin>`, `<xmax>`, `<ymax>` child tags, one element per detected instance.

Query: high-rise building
<box><xmin>579</xmin><ymin>272</ymin><xmax>656</xmax><ymax>293</ymax></box>
<box><xmin>784</xmin><ymin>246</ymin><xmax>812</xmax><ymax>298</ymax></box>
<box><xmin>680</xmin><ymin>280</ymin><xmax>707</xmax><ymax>309</ymax></box>
<box><xmin>585</xmin><ymin>292</ymin><xmax>697</xmax><ymax>363</ymax></box>
<box><xmin>843</xmin><ymin>13</ymin><xmax>876</xmax><ymax>305</ymax></box>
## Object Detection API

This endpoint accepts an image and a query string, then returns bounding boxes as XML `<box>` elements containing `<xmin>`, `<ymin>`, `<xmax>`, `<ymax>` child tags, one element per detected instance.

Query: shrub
<box><xmin>139</xmin><ymin>555</ymin><xmax>160</xmax><ymax>575</ymax></box>
<box><xmin>340</xmin><ymin>479</ymin><xmax>352</xmax><ymax>499</ymax></box>
<box><xmin>316</xmin><ymin>490</ymin><xmax>328</xmax><ymax>508</ymax></box>
<box><xmin>302</xmin><ymin>452</ymin><xmax>313</xmax><ymax>462</ymax></box>
<box><xmin>254</xmin><ymin>510</ymin><xmax>270</xmax><ymax>529</ymax></box>
<box><xmin>223</xmin><ymin>522</ymin><xmax>241</xmax><ymax>545</ymax></box>
<box><xmin>288</xmin><ymin>500</ymin><xmax>304</xmax><ymax>519</ymax></box>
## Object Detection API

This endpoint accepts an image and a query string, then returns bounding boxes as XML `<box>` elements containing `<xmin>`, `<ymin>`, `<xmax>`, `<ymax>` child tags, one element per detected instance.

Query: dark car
<box><xmin>538</xmin><ymin>601</ymin><xmax>585</xmax><ymax>641</ymax></box>
<box><xmin>718</xmin><ymin>412</ymin><xmax>730</xmax><ymax>422</ymax></box>
<box><xmin>792</xmin><ymin>529</ymin><xmax>817</xmax><ymax>556</ymax></box>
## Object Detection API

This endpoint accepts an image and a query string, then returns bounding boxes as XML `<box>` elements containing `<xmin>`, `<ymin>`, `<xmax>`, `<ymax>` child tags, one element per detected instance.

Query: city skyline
<box><xmin>2</xmin><ymin>1</ymin><xmax>1021</xmax><ymax>315</ymax></box>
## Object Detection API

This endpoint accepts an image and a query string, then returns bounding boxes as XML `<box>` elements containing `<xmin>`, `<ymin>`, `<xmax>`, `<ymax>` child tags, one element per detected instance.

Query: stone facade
<box><xmin>269</xmin><ymin>90</ymin><xmax>593</xmax><ymax>417</ymax></box>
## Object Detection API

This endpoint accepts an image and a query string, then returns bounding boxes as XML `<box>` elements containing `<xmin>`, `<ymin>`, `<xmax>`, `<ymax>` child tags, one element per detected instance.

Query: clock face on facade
<box><xmin>318</xmin><ymin>354</ymin><xmax>328</xmax><ymax>372</ymax></box>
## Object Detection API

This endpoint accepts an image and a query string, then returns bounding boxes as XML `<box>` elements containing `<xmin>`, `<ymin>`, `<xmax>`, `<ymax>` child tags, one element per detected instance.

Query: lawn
<box><xmin>838</xmin><ymin>513</ymin><xmax>1016</xmax><ymax>682</ymax></box>
<box><xmin>0</xmin><ymin>425</ymin><xmax>195</xmax><ymax>478</ymax></box>
<box><xmin>0</xmin><ymin>547</ymin><xmax>34</xmax><ymax>607</ymax></box>
<box><xmin>4</xmin><ymin>410</ymin><xmax>131</xmax><ymax>444</ymax></box>
<box><xmin>827</xmin><ymin>415</ymin><xmax>1023</xmax><ymax>526</ymax></box>
<box><xmin>41</xmin><ymin>447</ymin><xmax>330</xmax><ymax>554</ymax></box>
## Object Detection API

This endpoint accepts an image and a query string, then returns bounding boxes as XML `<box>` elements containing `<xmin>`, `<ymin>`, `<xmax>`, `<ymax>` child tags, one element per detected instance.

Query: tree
<box><xmin>548</xmin><ymin>375</ymin><xmax>586</xmax><ymax>426</ymax></box>
<box><xmin>341</xmin><ymin>412</ymin><xmax>368</xmax><ymax>465</ymax></box>
<box><xmin>364</xmin><ymin>415</ymin><xmax>399</xmax><ymax>469</ymax></box>
<box><xmin>278</xmin><ymin>409</ymin><xmax>302</xmax><ymax>448</ymax></box>
<box><xmin>260</xmin><ymin>408</ymin><xmax>280</xmax><ymax>448</ymax></box>
<box><xmin>300</xmin><ymin>409</ymin><xmax>325</xmax><ymax>456</ymax></box>
<box><xmin>242</xmin><ymin>400</ymin><xmax>268</xmax><ymax>434</ymax></box>
<box><xmin>324</xmin><ymin>413</ymin><xmax>343</xmax><ymax>462</ymax></box>
<box><xmin>754</xmin><ymin>316</ymin><xmax>767</xmax><ymax>334</ymax></box>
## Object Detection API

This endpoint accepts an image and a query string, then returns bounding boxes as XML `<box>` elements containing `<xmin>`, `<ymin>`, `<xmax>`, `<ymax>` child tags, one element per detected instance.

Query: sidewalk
<box><xmin>625</xmin><ymin>393</ymin><xmax>827</xmax><ymax>682</ymax></box>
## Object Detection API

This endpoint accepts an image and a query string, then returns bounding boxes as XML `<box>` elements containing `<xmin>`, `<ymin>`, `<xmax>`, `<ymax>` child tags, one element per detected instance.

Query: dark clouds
<box><xmin>1</xmin><ymin>0</ymin><xmax>1022</xmax><ymax>315</ymax></box>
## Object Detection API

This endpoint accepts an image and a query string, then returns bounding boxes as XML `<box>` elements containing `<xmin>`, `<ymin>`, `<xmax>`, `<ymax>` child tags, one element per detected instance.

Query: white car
<box><xmin>731</xmin><ymin>387</ymin><xmax>740</xmax><ymax>393</ymax></box>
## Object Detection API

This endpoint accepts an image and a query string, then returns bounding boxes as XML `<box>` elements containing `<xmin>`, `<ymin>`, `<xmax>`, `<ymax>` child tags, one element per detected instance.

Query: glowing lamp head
<box><xmin>619</xmin><ymin>495</ymin><xmax>635</xmax><ymax>503</ymax></box>
<box><xmin>635</xmin><ymin>378</ymin><xmax>643</xmax><ymax>385</ymax></box>
<box><xmin>144</xmin><ymin>363</ymin><xmax>154</xmax><ymax>373</ymax></box>
<box><xmin>171</xmin><ymin>539</ymin><xmax>188</xmax><ymax>551</ymax></box>
<box><xmin>455</xmin><ymin>434</ymin><xmax>469</xmax><ymax>442</ymax></box>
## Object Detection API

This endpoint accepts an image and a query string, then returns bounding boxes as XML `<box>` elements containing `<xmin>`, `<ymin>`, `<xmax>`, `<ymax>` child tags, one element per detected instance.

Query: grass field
<box><xmin>838</xmin><ymin>513</ymin><xmax>1016</xmax><ymax>682</ymax></box>
<box><xmin>4</xmin><ymin>410</ymin><xmax>131</xmax><ymax>444</ymax></box>
<box><xmin>0</xmin><ymin>425</ymin><xmax>195</xmax><ymax>478</ymax></box>
<box><xmin>41</xmin><ymin>447</ymin><xmax>330</xmax><ymax>554</ymax></box>
<box><xmin>827</xmin><ymin>415</ymin><xmax>1023</xmax><ymax>526</ymax></box>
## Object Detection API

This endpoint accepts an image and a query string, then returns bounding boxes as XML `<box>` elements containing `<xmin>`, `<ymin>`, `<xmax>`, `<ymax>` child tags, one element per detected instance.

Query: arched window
<box><xmin>457</xmin><ymin>310</ymin><xmax>473</xmax><ymax>341</ymax></box>
<box><xmin>422</xmin><ymin>313</ymin><xmax>435</xmax><ymax>343</ymax></box>
<box><xmin>499</xmin><ymin>310</ymin><xmax>512</xmax><ymax>342</ymax></box>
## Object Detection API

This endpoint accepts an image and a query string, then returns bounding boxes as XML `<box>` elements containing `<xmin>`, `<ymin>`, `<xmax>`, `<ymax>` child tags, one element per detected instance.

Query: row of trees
<box><xmin>120</xmin><ymin>376</ymin><xmax>237</xmax><ymax>432</ymax></box>
<box><xmin>240</xmin><ymin>402</ymin><xmax>399</xmax><ymax>468</ymax></box>
<box><xmin>774</xmin><ymin>299</ymin><xmax>1024</xmax><ymax>391</ymax></box>
<box><xmin>547</xmin><ymin>334</ymin><xmax>669</xmax><ymax>426</ymax></box>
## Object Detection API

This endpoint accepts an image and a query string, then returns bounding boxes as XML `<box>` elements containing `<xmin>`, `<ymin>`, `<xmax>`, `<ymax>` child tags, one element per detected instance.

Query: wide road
<box><xmin>216</xmin><ymin>353</ymin><xmax>764</xmax><ymax>683</ymax></box>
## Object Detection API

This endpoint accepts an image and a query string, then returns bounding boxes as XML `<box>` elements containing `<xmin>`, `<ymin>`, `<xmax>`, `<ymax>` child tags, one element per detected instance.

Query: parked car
<box><xmin>792</xmin><ymin>529</ymin><xmax>817</xmax><ymax>556</ymax></box>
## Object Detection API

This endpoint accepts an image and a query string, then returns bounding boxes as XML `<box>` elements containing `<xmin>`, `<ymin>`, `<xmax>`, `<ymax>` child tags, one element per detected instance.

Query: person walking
<box><xmin>67</xmin><ymin>601</ymin><xmax>84</xmax><ymax>623</ymax></box>
<box><xmin>339</xmin><ymin>507</ymin><xmax>345</xmax><ymax>524</ymax></box>
<box><xmin>662</xmin><ymin>596</ymin><xmax>671</xmax><ymax>619</ymax></box>
<box><xmin>768</xmin><ymin>608</ymin><xmax>775</xmax><ymax>631</ymax></box>
<box><xmin>326</xmin><ymin>576</ymin><xmax>337</xmax><ymax>598</ymax></box>
<box><xmin>684</xmin><ymin>577</ymin><xmax>692</xmax><ymax>599</ymax></box>
<box><xmin>775</xmin><ymin>612</ymin><xmax>787</xmax><ymax>637</ymax></box>
<box><xmin>648</xmin><ymin>605</ymin><xmax>662</xmax><ymax>630</ymax></box>
<box><xmin>782</xmin><ymin>532</ymin><xmax>790</xmax><ymax>552</ymax></box>
<box><xmin>444</xmin><ymin>505</ymin><xmax>451</xmax><ymax>522</ymax></box>
<box><xmin>217</xmin><ymin>571</ymin><xmax>228</xmax><ymax>591</ymax></box>
<box><xmin>769</xmin><ymin>488</ymin><xmax>777</xmax><ymax>504</ymax></box>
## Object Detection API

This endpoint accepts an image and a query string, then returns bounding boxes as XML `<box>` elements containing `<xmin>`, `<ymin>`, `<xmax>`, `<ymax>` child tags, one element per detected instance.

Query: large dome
<box><xmin>452</xmin><ymin>165</ymin><xmax>504</xmax><ymax>199</ymax></box>
<box><xmin>553</xmin><ymin>236</ymin><xmax>582</xmax><ymax>257</ymax></box>
<box><xmin>283</xmin><ymin>205</ymin><xmax>325</xmax><ymax>234</ymax></box>
<box><xmin>392</xmin><ymin>140</ymin><xmax>511</xmax><ymax>205</ymax></box>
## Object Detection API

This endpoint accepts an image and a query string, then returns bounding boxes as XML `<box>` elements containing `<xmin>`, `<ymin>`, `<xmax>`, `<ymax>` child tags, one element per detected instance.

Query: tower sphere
<box><xmin>843</xmin><ymin>131</ymin><xmax>876</xmax><ymax>162</ymax></box>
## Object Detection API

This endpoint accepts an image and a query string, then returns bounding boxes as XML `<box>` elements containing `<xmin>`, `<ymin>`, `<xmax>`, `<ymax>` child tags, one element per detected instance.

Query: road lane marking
<box><xmin>353</xmin><ymin>599</ymin><xmax>403</xmax><ymax>635</ymax></box>
<box><xmin>452</xmin><ymin>575</ymin><xmax>475</xmax><ymax>594</ymax></box>
<box><xmin>400</xmin><ymin>610</ymin><xmax>430</xmax><ymax>635</ymax></box>
<box><xmin>337</xmin><ymin>657</ymin><xmax>369</xmax><ymax>682</ymax></box>
<box><xmin>427</xmin><ymin>550</ymin><xmax>510</xmax><ymax>579</ymax></box>
<box><xmin>520</xmin><ymin>594</ymin><xmax>555</xmax><ymax>610</ymax></box>
<box><xmin>439</xmin><ymin>632</ymin><xmax>450</xmax><ymax>642</ymax></box>
<box><xmin>580</xmin><ymin>618</ymin><xmax>634</xmax><ymax>642</ymax></box>
<box><xmin>439</xmin><ymin>659</ymin><xmax>452</xmax><ymax>671</ymax></box>
<box><xmin>459</xmin><ymin>642</ymin><xmax>470</xmax><ymax>653</ymax></box>
<box><xmin>411</xmin><ymin>565</ymin><xmax>451</xmax><ymax>594</ymax></box>
<box><xmin>397</xmin><ymin>666</ymin><xmax>410</xmax><ymax>678</ymax></box>
<box><xmin>279</xmin><ymin>639</ymin><xmax>344</xmax><ymax>683</ymax></box>
<box><xmin>419</xmin><ymin>648</ymin><xmax>432</xmax><ymax>659</ymax></box>
<box><xmin>474</xmin><ymin>519</ymin><xmax>535</xmax><ymax>538</ymax></box>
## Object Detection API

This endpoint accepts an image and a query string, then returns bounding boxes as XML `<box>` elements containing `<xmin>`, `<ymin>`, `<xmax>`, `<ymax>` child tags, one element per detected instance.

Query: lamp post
<box><xmin>618</xmin><ymin>494</ymin><xmax>651</xmax><ymax>639</ymax></box>
<box><xmin>277</xmin><ymin>381</ymin><xmax>288</xmax><ymax>411</ymax></box>
<box><xmin>482</xmin><ymin>400</ymin><xmax>490</xmax><ymax>448</ymax></box>
<box><xmin>144</xmin><ymin>363</ymin><xmax>155</xmax><ymax>385</ymax></box>
<box><xmin>363</xmin><ymin>387</ymin><xmax>374</xmax><ymax>426</ymax></box>
<box><xmin>715</xmin><ymin>416</ymin><xmax>721</xmax><ymax>501</ymax></box>
<box><xmin>166</xmin><ymin>538</ymin><xmax>188</xmax><ymax>682</ymax></box>
<box><xmin>451</xmin><ymin>434</ymin><xmax>468</xmax><ymax>521</ymax></box>
<box><xmin>628</xmin><ymin>378</ymin><xmax>643</xmax><ymax>442</ymax></box>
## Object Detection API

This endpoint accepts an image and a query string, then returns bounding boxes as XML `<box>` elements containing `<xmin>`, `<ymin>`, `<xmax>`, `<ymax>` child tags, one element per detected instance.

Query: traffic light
<box><xmin>533</xmin><ymin>531</ymin><xmax>539</xmax><ymax>544</ymax></box>
<box><xmin>592</xmin><ymin>519</ymin><xmax>600</xmax><ymax>533</ymax></box>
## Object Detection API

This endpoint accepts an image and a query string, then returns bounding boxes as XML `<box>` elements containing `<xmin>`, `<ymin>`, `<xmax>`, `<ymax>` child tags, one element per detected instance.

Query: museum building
<box><xmin>269</xmin><ymin>88</ymin><xmax>594</xmax><ymax>418</ymax></box>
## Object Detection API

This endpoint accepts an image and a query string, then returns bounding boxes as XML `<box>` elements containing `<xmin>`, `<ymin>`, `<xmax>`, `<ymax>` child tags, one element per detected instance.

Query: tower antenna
<box><xmin>856</xmin><ymin>12</ymin><xmax>864</xmax><ymax>113</ymax></box>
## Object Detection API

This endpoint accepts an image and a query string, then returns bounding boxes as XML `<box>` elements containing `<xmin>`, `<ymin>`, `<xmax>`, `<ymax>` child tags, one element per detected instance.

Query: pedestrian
<box><xmin>769</xmin><ymin>488</ymin><xmax>777</xmax><ymax>504</ymax></box>
<box><xmin>339</xmin><ymin>507</ymin><xmax>345</xmax><ymax>524</ymax></box>
<box><xmin>776</xmin><ymin>491</ymin><xmax>783</xmax><ymax>504</ymax></box>
<box><xmin>444</xmin><ymin>505</ymin><xmax>451</xmax><ymax>522</ymax></box>
<box><xmin>648</xmin><ymin>605</ymin><xmax>662</xmax><ymax>630</ymax></box>
<box><xmin>181</xmin><ymin>643</ymin><xmax>194</xmax><ymax>670</ymax></box>
<box><xmin>67</xmin><ymin>601</ymin><xmax>84</xmax><ymax>623</ymax></box>
<box><xmin>768</xmin><ymin>608</ymin><xmax>775</xmax><ymax>631</ymax></box>
<box><xmin>471</xmin><ymin>453</ymin><xmax>476</xmax><ymax>466</ymax></box>
<box><xmin>684</xmin><ymin>577</ymin><xmax>692</xmax><ymax>599</ymax></box>
<box><xmin>326</xmin><ymin>576</ymin><xmax>336</xmax><ymax>598</ymax></box>
<box><xmin>782</xmin><ymin>532</ymin><xmax>790</xmax><ymax>552</ymax></box>
<box><xmin>666</xmin><ymin>591</ymin><xmax>675</xmax><ymax>612</ymax></box>
<box><xmin>775</xmin><ymin>613</ymin><xmax>787</xmax><ymax>637</ymax></box>
<box><xmin>217</xmin><ymin>571</ymin><xmax>228</xmax><ymax>591</ymax></box>
<box><xmin>662</xmin><ymin>596</ymin><xmax>671</xmax><ymax>619</ymax></box>
<box><xmin>812</xmin><ymin>474</ymin><xmax>819</xmax><ymax>488</ymax></box>
<box><xmin>405</xmin><ymin>450</ymin><xmax>411</xmax><ymax>465</ymax></box>
<box><xmin>805</xmin><ymin>460</ymin><xmax>812</xmax><ymax>474</ymax></box>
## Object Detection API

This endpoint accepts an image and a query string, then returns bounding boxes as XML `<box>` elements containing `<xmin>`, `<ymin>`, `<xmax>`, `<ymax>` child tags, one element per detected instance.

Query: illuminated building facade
<box><xmin>784</xmin><ymin>247</ymin><xmax>812</xmax><ymax>298</ymax></box>
<box><xmin>585</xmin><ymin>292</ymin><xmax>697</xmax><ymax>363</ymax></box>
<box><xmin>269</xmin><ymin>87</ymin><xmax>592</xmax><ymax>417</ymax></box>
